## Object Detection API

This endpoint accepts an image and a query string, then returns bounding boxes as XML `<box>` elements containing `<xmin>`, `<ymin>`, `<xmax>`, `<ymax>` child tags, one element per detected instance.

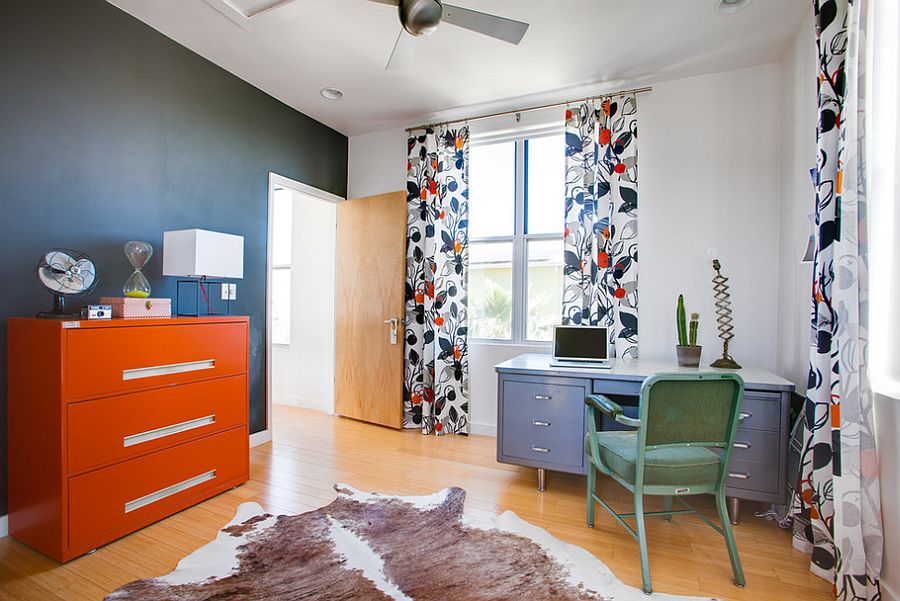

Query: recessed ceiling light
<box><xmin>320</xmin><ymin>87</ymin><xmax>344</xmax><ymax>101</ymax></box>
<box><xmin>715</xmin><ymin>0</ymin><xmax>753</xmax><ymax>14</ymax></box>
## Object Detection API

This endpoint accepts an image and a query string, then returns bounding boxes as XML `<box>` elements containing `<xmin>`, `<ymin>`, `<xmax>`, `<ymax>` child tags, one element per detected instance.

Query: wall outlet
<box><xmin>220</xmin><ymin>283</ymin><xmax>237</xmax><ymax>301</ymax></box>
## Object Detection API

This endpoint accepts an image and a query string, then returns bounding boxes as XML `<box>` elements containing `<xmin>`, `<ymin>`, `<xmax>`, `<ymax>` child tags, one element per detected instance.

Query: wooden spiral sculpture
<box><xmin>710</xmin><ymin>259</ymin><xmax>741</xmax><ymax>369</ymax></box>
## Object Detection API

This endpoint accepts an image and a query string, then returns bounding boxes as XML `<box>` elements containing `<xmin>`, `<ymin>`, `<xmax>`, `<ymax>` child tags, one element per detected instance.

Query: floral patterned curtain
<box><xmin>403</xmin><ymin>127</ymin><xmax>470</xmax><ymax>435</ymax></box>
<box><xmin>791</xmin><ymin>1</ymin><xmax>883</xmax><ymax>599</ymax></box>
<box><xmin>561</xmin><ymin>96</ymin><xmax>639</xmax><ymax>358</ymax></box>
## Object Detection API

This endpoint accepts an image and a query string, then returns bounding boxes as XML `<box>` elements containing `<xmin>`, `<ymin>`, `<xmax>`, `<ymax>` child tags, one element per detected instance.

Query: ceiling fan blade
<box><xmin>386</xmin><ymin>29</ymin><xmax>417</xmax><ymax>71</ymax></box>
<box><xmin>441</xmin><ymin>4</ymin><xmax>529</xmax><ymax>45</ymax></box>
<box><xmin>365</xmin><ymin>0</ymin><xmax>399</xmax><ymax>5</ymax></box>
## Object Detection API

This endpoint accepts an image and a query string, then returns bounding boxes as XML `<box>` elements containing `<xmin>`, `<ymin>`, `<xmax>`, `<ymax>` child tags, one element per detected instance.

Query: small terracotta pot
<box><xmin>676</xmin><ymin>345</ymin><xmax>702</xmax><ymax>368</ymax></box>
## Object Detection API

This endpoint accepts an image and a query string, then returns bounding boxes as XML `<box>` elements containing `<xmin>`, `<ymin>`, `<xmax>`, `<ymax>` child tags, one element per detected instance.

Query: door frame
<box><xmin>252</xmin><ymin>172</ymin><xmax>344</xmax><ymax>448</ymax></box>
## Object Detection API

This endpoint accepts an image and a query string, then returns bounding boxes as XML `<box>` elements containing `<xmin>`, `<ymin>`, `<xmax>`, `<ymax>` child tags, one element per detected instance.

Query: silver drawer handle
<box><xmin>738</xmin><ymin>411</ymin><xmax>752</xmax><ymax>422</ymax></box>
<box><xmin>534</xmin><ymin>394</ymin><xmax>552</xmax><ymax>400</ymax></box>
<box><xmin>733</xmin><ymin>441</ymin><xmax>752</xmax><ymax>450</ymax></box>
<box><xmin>123</xmin><ymin>359</ymin><xmax>216</xmax><ymax>381</ymax></box>
<box><xmin>123</xmin><ymin>415</ymin><xmax>216</xmax><ymax>448</ymax></box>
<box><xmin>532</xmin><ymin>420</ymin><xmax>552</xmax><ymax>427</ymax></box>
<box><xmin>124</xmin><ymin>469</ymin><xmax>216</xmax><ymax>513</ymax></box>
<box><xmin>729</xmin><ymin>471</ymin><xmax>750</xmax><ymax>480</ymax></box>
<box><xmin>531</xmin><ymin>445</ymin><xmax>550</xmax><ymax>453</ymax></box>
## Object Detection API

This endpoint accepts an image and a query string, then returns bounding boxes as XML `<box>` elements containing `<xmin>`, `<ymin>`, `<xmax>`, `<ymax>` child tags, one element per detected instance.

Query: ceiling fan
<box><xmin>367</xmin><ymin>0</ymin><xmax>530</xmax><ymax>70</ymax></box>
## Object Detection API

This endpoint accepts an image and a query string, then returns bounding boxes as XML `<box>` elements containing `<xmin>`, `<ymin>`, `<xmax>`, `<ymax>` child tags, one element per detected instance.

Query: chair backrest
<box><xmin>638</xmin><ymin>373</ymin><xmax>744</xmax><ymax>450</ymax></box>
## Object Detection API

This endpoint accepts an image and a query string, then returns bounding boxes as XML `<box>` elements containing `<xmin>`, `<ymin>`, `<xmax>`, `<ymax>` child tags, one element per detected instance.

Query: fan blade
<box><xmin>386</xmin><ymin>29</ymin><xmax>417</xmax><ymax>71</ymax></box>
<box><xmin>441</xmin><ymin>4</ymin><xmax>529</xmax><ymax>44</ymax></box>
<box><xmin>366</xmin><ymin>0</ymin><xmax>399</xmax><ymax>4</ymax></box>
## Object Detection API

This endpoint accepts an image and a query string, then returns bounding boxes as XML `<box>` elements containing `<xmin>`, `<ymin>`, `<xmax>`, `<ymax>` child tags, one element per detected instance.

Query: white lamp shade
<box><xmin>163</xmin><ymin>229</ymin><xmax>244</xmax><ymax>279</ymax></box>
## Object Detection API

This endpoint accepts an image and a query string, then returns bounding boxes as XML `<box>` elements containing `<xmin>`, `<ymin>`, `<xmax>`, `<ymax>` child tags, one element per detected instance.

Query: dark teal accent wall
<box><xmin>0</xmin><ymin>0</ymin><xmax>348</xmax><ymax>516</ymax></box>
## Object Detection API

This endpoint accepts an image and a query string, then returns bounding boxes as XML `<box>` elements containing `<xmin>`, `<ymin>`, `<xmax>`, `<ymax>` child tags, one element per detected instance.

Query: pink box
<box><xmin>100</xmin><ymin>297</ymin><xmax>172</xmax><ymax>319</ymax></box>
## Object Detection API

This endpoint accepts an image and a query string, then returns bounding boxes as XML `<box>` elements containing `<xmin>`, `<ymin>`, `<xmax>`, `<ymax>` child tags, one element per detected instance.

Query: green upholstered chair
<box><xmin>584</xmin><ymin>372</ymin><xmax>746</xmax><ymax>595</ymax></box>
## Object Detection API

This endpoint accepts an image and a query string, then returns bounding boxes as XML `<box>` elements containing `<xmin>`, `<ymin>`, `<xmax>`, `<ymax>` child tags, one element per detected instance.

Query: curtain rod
<box><xmin>406</xmin><ymin>86</ymin><xmax>653</xmax><ymax>132</ymax></box>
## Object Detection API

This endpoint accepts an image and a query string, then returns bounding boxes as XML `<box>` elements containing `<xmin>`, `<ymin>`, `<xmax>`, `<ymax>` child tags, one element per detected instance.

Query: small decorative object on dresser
<box><xmin>710</xmin><ymin>258</ymin><xmax>741</xmax><ymax>369</ymax></box>
<box><xmin>674</xmin><ymin>294</ymin><xmax>701</xmax><ymax>367</ymax></box>
<box><xmin>123</xmin><ymin>240</ymin><xmax>154</xmax><ymax>298</ymax></box>
<box><xmin>6</xmin><ymin>315</ymin><xmax>250</xmax><ymax>562</ymax></box>
<box><xmin>35</xmin><ymin>249</ymin><xmax>98</xmax><ymax>318</ymax></box>
<box><xmin>101</xmin><ymin>295</ymin><xmax>172</xmax><ymax>319</ymax></box>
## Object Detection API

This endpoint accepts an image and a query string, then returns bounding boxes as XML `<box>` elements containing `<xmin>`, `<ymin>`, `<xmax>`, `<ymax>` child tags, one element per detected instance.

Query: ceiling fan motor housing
<box><xmin>401</xmin><ymin>0</ymin><xmax>443</xmax><ymax>36</ymax></box>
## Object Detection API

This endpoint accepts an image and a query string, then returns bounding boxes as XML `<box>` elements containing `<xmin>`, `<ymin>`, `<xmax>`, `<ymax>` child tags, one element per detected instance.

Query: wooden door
<box><xmin>334</xmin><ymin>191</ymin><xmax>406</xmax><ymax>428</ymax></box>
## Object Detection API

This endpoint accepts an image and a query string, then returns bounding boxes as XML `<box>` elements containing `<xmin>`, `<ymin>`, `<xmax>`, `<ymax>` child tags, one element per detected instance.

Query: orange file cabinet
<box><xmin>7</xmin><ymin>316</ymin><xmax>250</xmax><ymax>562</ymax></box>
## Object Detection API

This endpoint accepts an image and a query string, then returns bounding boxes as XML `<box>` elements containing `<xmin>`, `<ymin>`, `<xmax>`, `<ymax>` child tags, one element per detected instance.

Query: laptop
<box><xmin>550</xmin><ymin>325</ymin><xmax>612</xmax><ymax>369</ymax></box>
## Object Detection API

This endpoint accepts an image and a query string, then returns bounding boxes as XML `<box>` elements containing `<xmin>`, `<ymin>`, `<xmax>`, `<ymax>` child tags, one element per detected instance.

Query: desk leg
<box><xmin>727</xmin><ymin>497</ymin><xmax>740</xmax><ymax>525</ymax></box>
<box><xmin>537</xmin><ymin>468</ymin><xmax>546</xmax><ymax>492</ymax></box>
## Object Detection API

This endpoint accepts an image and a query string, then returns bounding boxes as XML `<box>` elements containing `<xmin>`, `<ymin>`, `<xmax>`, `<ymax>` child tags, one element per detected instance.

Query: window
<box><xmin>271</xmin><ymin>187</ymin><xmax>293</xmax><ymax>345</ymax></box>
<box><xmin>468</xmin><ymin>133</ymin><xmax>566</xmax><ymax>342</ymax></box>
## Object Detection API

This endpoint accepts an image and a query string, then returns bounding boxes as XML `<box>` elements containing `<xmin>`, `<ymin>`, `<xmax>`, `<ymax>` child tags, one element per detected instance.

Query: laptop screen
<box><xmin>553</xmin><ymin>326</ymin><xmax>608</xmax><ymax>361</ymax></box>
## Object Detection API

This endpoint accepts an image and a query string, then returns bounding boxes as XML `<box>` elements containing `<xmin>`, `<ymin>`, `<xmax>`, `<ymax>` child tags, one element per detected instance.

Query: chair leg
<box><xmin>663</xmin><ymin>495</ymin><xmax>673</xmax><ymax>522</ymax></box>
<box><xmin>634</xmin><ymin>491</ymin><xmax>652</xmax><ymax>595</ymax></box>
<box><xmin>586</xmin><ymin>465</ymin><xmax>596</xmax><ymax>528</ymax></box>
<box><xmin>716</xmin><ymin>490</ymin><xmax>746</xmax><ymax>587</ymax></box>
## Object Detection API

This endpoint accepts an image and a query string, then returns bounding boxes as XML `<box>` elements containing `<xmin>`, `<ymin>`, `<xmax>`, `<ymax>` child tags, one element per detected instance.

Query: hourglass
<box><xmin>123</xmin><ymin>241</ymin><xmax>153</xmax><ymax>298</ymax></box>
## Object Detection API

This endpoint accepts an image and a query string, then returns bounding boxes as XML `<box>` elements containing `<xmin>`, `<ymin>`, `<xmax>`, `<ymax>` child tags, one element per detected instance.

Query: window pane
<box><xmin>272</xmin><ymin>267</ymin><xmax>291</xmax><ymax>345</ymax></box>
<box><xmin>526</xmin><ymin>239</ymin><xmax>563</xmax><ymax>341</ymax></box>
<box><xmin>469</xmin><ymin>241</ymin><xmax>513</xmax><ymax>339</ymax></box>
<box><xmin>468</xmin><ymin>141</ymin><xmax>516</xmax><ymax>238</ymax></box>
<box><xmin>526</xmin><ymin>135</ymin><xmax>566</xmax><ymax>235</ymax></box>
<box><xmin>272</xmin><ymin>188</ymin><xmax>293</xmax><ymax>265</ymax></box>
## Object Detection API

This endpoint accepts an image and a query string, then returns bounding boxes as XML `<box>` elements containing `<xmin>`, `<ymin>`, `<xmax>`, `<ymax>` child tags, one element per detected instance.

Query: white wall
<box><xmin>272</xmin><ymin>192</ymin><xmax>336</xmax><ymax>412</ymax></box>
<box><xmin>639</xmin><ymin>63</ymin><xmax>782</xmax><ymax>372</ymax></box>
<box><xmin>349</xmin><ymin>62</ymin><xmax>788</xmax><ymax>434</ymax></box>
<box><xmin>347</xmin><ymin>128</ymin><xmax>408</xmax><ymax>199</ymax></box>
<box><xmin>776</xmin><ymin>9</ymin><xmax>817</xmax><ymax>392</ymax></box>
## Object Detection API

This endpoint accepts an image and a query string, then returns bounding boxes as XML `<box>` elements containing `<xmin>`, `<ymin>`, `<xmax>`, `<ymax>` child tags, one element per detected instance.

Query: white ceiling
<box><xmin>106</xmin><ymin>0</ymin><xmax>809</xmax><ymax>136</ymax></box>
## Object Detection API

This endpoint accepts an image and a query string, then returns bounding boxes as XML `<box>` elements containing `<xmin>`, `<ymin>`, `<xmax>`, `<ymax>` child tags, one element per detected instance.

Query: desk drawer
<box><xmin>65</xmin><ymin>322</ymin><xmax>247</xmax><ymax>400</ymax></box>
<box><xmin>731</xmin><ymin>428</ymin><xmax>780</xmax><ymax>465</ymax></box>
<box><xmin>726</xmin><ymin>459</ymin><xmax>779</xmax><ymax>494</ymax></box>
<box><xmin>67</xmin><ymin>375</ymin><xmax>247</xmax><ymax>474</ymax></box>
<box><xmin>68</xmin><ymin>426</ymin><xmax>248</xmax><ymax>552</ymax></box>
<box><xmin>501</xmin><ymin>380</ymin><xmax>585</xmax><ymax>468</ymax></box>
<box><xmin>738</xmin><ymin>393</ymin><xmax>783</xmax><ymax>432</ymax></box>
<box><xmin>592</xmin><ymin>379</ymin><xmax>642</xmax><ymax>396</ymax></box>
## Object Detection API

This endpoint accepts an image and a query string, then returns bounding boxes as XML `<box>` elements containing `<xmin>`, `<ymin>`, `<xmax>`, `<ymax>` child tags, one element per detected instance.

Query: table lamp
<box><xmin>163</xmin><ymin>229</ymin><xmax>244</xmax><ymax>316</ymax></box>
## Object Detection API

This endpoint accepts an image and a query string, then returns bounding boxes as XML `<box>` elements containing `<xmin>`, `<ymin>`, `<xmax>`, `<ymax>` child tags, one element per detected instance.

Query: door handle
<box><xmin>384</xmin><ymin>318</ymin><xmax>399</xmax><ymax>345</ymax></box>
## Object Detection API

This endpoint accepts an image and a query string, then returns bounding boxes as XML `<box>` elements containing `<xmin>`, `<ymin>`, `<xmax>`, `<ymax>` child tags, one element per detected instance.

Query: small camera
<box><xmin>82</xmin><ymin>304</ymin><xmax>112</xmax><ymax>320</ymax></box>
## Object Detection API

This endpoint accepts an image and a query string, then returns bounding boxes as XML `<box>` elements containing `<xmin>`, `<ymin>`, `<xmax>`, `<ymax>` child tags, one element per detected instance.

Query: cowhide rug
<box><xmin>106</xmin><ymin>485</ymin><xmax>719</xmax><ymax>600</ymax></box>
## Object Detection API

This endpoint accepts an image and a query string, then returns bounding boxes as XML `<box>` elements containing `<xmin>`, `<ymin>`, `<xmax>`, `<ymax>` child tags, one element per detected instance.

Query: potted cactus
<box><xmin>675</xmin><ymin>294</ymin><xmax>702</xmax><ymax>367</ymax></box>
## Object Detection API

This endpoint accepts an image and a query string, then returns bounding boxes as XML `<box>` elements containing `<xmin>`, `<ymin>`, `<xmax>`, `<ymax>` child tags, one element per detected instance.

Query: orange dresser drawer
<box><xmin>68</xmin><ymin>426</ymin><xmax>248</xmax><ymax>553</ymax></box>
<box><xmin>64</xmin><ymin>322</ymin><xmax>247</xmax><ymax>400</ymax></box>
<box><xmin>67</xmin><ymin>375</ymin><xmax>248</xmax><ymax>474</ymax></box>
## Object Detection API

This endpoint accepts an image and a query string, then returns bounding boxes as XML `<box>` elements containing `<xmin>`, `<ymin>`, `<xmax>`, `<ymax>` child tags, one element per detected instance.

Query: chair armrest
<box><xmin>585</xmin><ymin>394</ymin><xmax>623</xmax><ymax>417</ymax></box>
<box><xmin>585</xmin><ymin>394</ymin><xmax>642</xmax><ymax>428</ymax></box>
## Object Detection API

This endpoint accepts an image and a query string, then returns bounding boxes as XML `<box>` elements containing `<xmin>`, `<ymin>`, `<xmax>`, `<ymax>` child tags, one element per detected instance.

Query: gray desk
<box><xmin>495</xmin><ymin>354</ymin><xmax>795</xmax><ymax>523</ymax></box>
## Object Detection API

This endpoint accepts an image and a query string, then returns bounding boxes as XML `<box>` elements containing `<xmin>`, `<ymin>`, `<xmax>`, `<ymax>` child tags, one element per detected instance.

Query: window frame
<box><xmin>270</xmin><ymin>186</ymin><xmax>293</xmax><ymax>347</ymax></box>
<box><xmin>270</xmin><ymin>263</ymin><xmax>292</xmax><ymax>346</ymax></box>
<box><xmin>468</xmin><ymin>126</ymin><xmax>565</xmax><ymax>345</ymax></box>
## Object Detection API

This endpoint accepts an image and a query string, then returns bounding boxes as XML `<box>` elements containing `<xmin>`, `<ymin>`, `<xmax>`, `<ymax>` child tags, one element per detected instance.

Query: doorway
<box><xmin>263</xmin><ymin>173</ymin><xmax>342</xmax><ymax>444</ymax></box>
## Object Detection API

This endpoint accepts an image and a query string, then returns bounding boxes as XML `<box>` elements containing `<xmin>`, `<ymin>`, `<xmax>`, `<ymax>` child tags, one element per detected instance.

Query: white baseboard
<box><xmin>883</xmin><ymin>580</ymin><xmax>899</xmax><ymax>601</ymax></box>
<box><xmin>0</xmin><ymin>513</ymin><xmax>8</xmax><ymax>538</ymax></box>
<box><xmin>249</xmin><ymin>430</ymin><xmax>272</xmax><ymax>447</ymax></box>
<box><xmin>469</xmin><ymin>422</ymin><xmax>497</xmax><ymax>437</ymax></box>
<box><xmin>274</xmin><ymin>393</ymin><xmax>332</xmax><ymax>414</ymax></box>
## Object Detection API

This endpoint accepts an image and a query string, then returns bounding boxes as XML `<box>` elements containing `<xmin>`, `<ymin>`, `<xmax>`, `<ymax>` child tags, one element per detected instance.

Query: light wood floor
<box><xmin>0</xmin><ymin>405</ymin><xmax>831</xmax><ymax>600</ymax></box>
